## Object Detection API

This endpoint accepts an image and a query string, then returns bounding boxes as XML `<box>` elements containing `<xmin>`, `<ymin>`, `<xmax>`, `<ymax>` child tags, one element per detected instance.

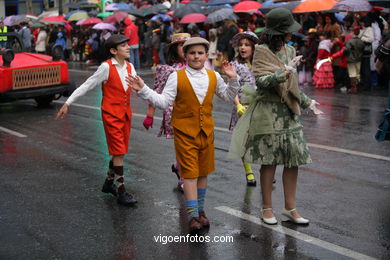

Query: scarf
<box><xmin>252</xmin><ymin>44</ymin><xmax>301</xmax><ymax>115</ymax></box>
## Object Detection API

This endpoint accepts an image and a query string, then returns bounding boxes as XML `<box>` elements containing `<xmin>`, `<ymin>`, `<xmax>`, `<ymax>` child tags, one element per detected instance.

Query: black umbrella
<box><xmin>174</xmin><ymin>4</ymin><xmax>205</xmax><ymax>18</ymax></box>
<box><xmin>368</xmin><ymin>0</ymin><xmax>390</xmax><ymax>8</ymax></box>
<box><xmin>205</xmin><ymin>8</ymin><xmax>239</xmax><ymax>24</ymax></box>
<box><xmin>142</xmin><ymin>4</ymin><xmax>170</xmax><ymax>16</ymax></box>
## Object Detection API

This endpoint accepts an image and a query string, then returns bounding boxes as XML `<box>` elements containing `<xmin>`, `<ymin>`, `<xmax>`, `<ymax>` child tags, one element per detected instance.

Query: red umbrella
<box><xmin>80</xmin><ymin>17</ymin><xmax>103</xmax><ymax>26</ymax></box>
<box><xmin>233</xmin><ymin>1</ymin><xmax>262</xmax><ymax>13</ymax></box>
<box><xmin>180</xmin><ymin>13</ymin><xmax>207</xmax><ymax>23</ymax></box>
<box><xmin>293</xmin><ymin>0</ymin><xmax>337</xmax><ymax>13</ymax></box>
<box><xmin>104</xmin><ymin>11</ymin><xmax>128</xmax><ymax>23</ymax></box>
<box><xmin>140</xmin><ymin>4</ymin><xmax>152</xmax><ymax>8</ymax></box>
<box><xmin>41</xmin><ymin>16</ymin><xmax>67</xmax><ymax>24</ymax></box>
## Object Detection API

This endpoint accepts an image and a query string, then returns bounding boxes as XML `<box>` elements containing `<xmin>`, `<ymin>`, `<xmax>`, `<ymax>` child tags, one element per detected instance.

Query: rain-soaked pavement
<box><xmin>0</xmin><ymin>62</ymin><xmax>389</xmax><ymax>259</ymax></box>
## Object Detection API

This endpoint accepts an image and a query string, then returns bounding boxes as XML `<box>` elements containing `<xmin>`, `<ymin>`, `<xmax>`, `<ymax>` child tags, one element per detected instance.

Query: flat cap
<box><xmin>183</xmin><ymin>37</ymin><xmax>209</xmax><ymax>52</ymax></box>
<box><xmin>104</xmin><ymin>34</ymin><xmax>129</xmax><ymax>50</ymax></box>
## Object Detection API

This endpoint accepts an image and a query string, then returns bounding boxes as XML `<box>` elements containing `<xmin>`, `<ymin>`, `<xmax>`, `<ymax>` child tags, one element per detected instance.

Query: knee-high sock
<box><xmin>186</xmin><ymin>200</ymin><xmax>199</xmax><ymax>220</ymax></box>
<box><xmin>197</xmin><ymin>188</ymin><xmax>206</xmax><ymax>212</ymax></box>
<box><xmin>113</xmin><ymin>166</ymin><xmax>126</xmax><ymax>194</ymax></box>
<box><xmin>244</xmin><ymin>162</ymin><xmax>254</xmax><ymax>181</ymax></box>
<box><xmin>107</xmin><ymin>160</ymin><xmax>114</xmax><ymax>180</ymax></box>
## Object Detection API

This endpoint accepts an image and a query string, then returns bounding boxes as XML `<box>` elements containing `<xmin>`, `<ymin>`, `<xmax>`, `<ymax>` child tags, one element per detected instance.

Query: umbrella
<box><xmin>142</xmin><ymin>4</ymin><xmax>170</xmax><ymax>16</ymax></box>
<box><xmin>30</xmin><ymin>22</ymin><xmax>46</xmax><ymax>28</ymax></box>
<box><xmin>207</xmin><ymin>0</ymin><xmax>239</xmax><ymax>6</ymax></box>
<box><xmin>368</xmin><ymin>0</ymin><xmax>390</xmax><ymax>7</ymax></box>
<box><xmin>67</xmin><ymin>12</ymin><xmax>89</xmax><ymax>21</ymax></box>
<box><xmin>150</xmin><ymin>14</ymin><xmax>173</xmax><ymax>22</ymax></box>
<box><xmin>180</xmin><ymin>13</ymin><xmax>207</xmax><ymax>23</ymax></box>
<box><xmin>104</xmin><ymin>11</ymin><xmax>128</xmax><ymax>23</ymax></box>
<box><xmin>92</xmin><ymin>22</ymin><xmax>117</xmax><ymax>31</ymax></box>
<box><xmin>261</xmin><ymin>0</ymin><xmax>301</xmax><ymax>12</ymax></box>
<box><xmin>80</xmin><ymin>17</ymin><xmax>103</xmax><ymax>26</ymax></box>
<box><xmin>126</xmin><ymin>9</ymin><xmax>148</xmax><ymax>17</ymax></box>
<box><xmin>3</xmin><ymin>15</ymin><xmax>15</xmax><ymax>26</ymax></box>
<box><xmin>76</xmin><ymin>19</ymin><xmax>86</xmax><ymax>26</ymax></box>
<box><xmin>205</xmin><ymin>8</ymin><xmax>239</xmax><ymax>23</ymax></box>
<box><xmin>65</xmin><ymin>10</ymin><xmax>87</xmax><ymax>20</ymax></box>
<box><xmin>97</xmin><ymin>12</ymin><xmax>114</xmax><ymax>19</ymax></box>
<box><xmin>140</xmin><ymin>4</ymin><xmax>152</xmax><ymax>9</ymax></box>
<box><xmin>105</xmin><ymin>3</ymin><xmax>132</xmax><ymax>11</ymax></box>
<box><xmin>333</xmin><ymin>0</ymin><xmax>372</xmax><ymax>11</ymax></box>
<box><xmin>233</xmin><ymin>1</ymin><xmax>262</xmax><ymax>13</ymax></box>
<box><xmin>174</xmin><ymin>4</ymin><xmax>204</xmax><ymax>18</ymax></box>
<box><xmin>37</xmin><ymin>10</ymin><xmax>59</xmax><ymax>19</ymax></box>
<box><xmin>293</xmin><ymin>0</ymin><xmax>338</xmax><ymax>13</ymax></box>
<box><xmin>41</xmin><ymin>16</ymin><xmax>67</xmax><ymax>24</ymax></box>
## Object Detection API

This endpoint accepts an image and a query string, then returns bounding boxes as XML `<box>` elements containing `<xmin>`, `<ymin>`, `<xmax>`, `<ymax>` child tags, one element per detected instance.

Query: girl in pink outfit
<box><xmin>313</xmin><ymin>32</ymin><xmax>335</xmax><ymax>89</ymax></box>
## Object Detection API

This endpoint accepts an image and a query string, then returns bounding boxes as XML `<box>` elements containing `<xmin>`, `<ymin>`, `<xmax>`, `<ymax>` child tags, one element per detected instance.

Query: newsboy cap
<box><xmin>264</xmin><ymin>8</ymin><xmax>301</xmax><ymax>36</ymax></box>
<box><xmin>183</xmin><ymin>37</ymin><xmax>209</xmax><ymax>52</ymax></box>
<box><xmin>104</xmin><ymin>34</ymin><xmax>129</xmax><ymax>50</ymax></box>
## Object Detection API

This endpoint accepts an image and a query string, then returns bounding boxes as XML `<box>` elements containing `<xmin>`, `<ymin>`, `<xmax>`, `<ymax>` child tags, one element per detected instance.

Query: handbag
<box><xmin>363</xmin><ymin>42</ymin><xmax>372</xmax><ymax>56</ymax></box>
<box><xmin>375</xmin><ymin>108</ymin><xmax>390</xmax><ymax>142</ymax></box>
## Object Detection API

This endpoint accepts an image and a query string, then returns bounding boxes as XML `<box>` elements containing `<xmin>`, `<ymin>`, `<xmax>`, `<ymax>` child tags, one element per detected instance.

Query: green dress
<box><xmin>229</xmin><ymin>44</ymin><xmax>313</xmax><ymax>167</ymax></box>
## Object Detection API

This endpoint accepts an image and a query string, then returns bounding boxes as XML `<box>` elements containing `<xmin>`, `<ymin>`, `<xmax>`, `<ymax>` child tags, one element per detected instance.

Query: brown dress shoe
<box><xmin>198</xmin><ymin>211</ymin><xmax>210</xmax><ymax>227</ymax></box>
<box><xmin>189</xmin><ymin>217</ymin><xmax>202</xmax><ymax>234</ymax></box>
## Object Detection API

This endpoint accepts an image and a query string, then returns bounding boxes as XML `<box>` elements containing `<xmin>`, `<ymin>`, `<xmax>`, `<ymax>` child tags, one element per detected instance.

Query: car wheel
<box><xmin>35</xmin><ymin>94</ymin><xmax>55</xmax><ymax>107</ymax></box>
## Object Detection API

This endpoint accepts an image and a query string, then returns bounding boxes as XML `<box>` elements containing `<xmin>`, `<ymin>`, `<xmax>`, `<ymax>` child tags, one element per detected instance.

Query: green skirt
<box><xmin>243</xmin><ymin>129</ymin><xmax>312</xmax><ymax>167</ymax></box>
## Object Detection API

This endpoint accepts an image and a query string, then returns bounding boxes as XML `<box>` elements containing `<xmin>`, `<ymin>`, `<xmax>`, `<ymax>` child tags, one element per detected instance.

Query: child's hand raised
<box><xmin>221</xmin><ymin>60</ymin><xmax>237</xmax><ymax>79</ymax></box>
<box><xmin>126</xmin><ymin>76</ymin><xmax>145</xmax><ymax>91</ymax></box>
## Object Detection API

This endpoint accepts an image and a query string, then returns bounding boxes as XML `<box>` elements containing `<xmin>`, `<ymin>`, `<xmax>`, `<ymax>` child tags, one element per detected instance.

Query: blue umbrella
<box><xmin>151</xmin><ymin>14</ymin><xmax>172</xmax><ymax>22</ymax></box>
<box><xmin>114</xmin><ymin>3</ymin><xmax>133</xmax><ymax>10</ymax></box>
<box><xmin>207</xmin><ymin>0</ymin><xmax>239</xmax><ymax>6</ymax></box>
<box><xmin>65</xmin><ymin>10</ymin><xmax>87</xmax><ymax>20</ymax></box>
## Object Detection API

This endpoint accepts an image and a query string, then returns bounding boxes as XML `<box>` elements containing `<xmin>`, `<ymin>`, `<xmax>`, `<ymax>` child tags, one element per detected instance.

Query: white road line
<box><xmin>53</xmin><ymin>101</ymin><xmax>390</xmax><ymax>162</ymax></box>
<box><xmin>0</xmin><ymin>126</ymin><xmax>27</xmax><ymax>138</ymax></box>
<box><xmin>215</xmin><ymin>206</ymin><xmax>377</xmax><ymax>260</ymax></box>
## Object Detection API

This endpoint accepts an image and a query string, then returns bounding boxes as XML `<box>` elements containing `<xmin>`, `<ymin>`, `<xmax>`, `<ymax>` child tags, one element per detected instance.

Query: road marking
<box><xmin>216</xmin><ymin>206</ymin><xmax>377</xmax><ymax>260</ymax></box>
<box><xmin>0</xmin><ymin>126</ymin><xmax>27</xmax><ymax>138</ymax></box>
<box><xmin>53</xmin><ymin>101</ymin><xmax>390</xmax><ymax>162</ymax></box>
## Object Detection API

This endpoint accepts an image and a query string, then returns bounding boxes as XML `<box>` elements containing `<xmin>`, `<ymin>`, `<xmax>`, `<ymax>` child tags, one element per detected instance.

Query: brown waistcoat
<box><xmin>171</xmin><ymin>69</ymin><xmax>217</xmax><ymax>138</ymax></box>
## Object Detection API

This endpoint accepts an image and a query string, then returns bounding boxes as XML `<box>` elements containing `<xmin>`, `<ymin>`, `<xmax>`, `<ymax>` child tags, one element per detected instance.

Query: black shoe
<box><xmin>246</xmin><ymin>173</ymin><xmax>257</xmax><ymax>186</ymax></box>
<box><xmin>101</xmin><ymin>179</ymin><xmax>117</xmax><ymax>196</ymax></box>
<box><xmin>117</xmin><ymin>192</ymin><xmax>137</xmax><ymax>206</ymax></box>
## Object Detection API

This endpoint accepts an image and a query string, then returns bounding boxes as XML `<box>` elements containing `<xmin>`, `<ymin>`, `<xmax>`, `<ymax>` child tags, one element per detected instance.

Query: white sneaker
<box><xmin>281</xmin><ymin>208</ymin><xmax>309</xmax><ymax>224</ymax></box>
<box><xmin>261</xmin><ymin>208</ymin><xmax>277</xmax><ymax>225</ymax></box>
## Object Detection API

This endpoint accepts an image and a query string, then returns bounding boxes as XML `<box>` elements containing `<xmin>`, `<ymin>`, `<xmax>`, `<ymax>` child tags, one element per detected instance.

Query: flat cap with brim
<box><xmin>104</xmin><ymin>34</ymin><xmax>129</xmax><ymax>50</ymax></box>
<box><xmin>264</xmin><ymin>7</ymin><xmax>301</xmax><ymax>36</ymax></box>
<box><xmin>232</xmin><ymin>31</ymin><xmax>259</xmax><ymax>47</ymax></box>
<box><xmin>183</xmin><ymin>37</ymin><xmax>209</xmax><ymax>52</ymax></box>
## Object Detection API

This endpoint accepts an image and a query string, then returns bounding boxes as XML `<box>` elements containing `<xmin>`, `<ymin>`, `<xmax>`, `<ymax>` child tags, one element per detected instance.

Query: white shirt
<box><xmin>66</xmin><ymin>58</ymin><xmax>136</xmax><ymax>105</ymax></box>
<box><xmin>138</xmin><ymin>66</ymin><xmax>240</xmax><ymax>110</ymax></box>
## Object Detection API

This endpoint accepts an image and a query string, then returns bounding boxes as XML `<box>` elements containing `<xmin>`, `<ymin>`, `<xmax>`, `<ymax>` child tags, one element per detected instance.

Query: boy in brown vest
<box><xmin>56</xmin><ymin>35</ymin><xmax>137</xmax><ymax>207</ymax></box>
<box><xmin>127</xmin><ymin>37</ymin><xmax>239</xmax><ymax>234</ymax></box>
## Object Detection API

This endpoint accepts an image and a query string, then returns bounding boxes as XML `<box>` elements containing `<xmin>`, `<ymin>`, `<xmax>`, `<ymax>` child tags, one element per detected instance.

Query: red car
<box><xmin>0</xmin><ymin>32</ymin><xmax>75</xmax><ymax>106</ymax></box>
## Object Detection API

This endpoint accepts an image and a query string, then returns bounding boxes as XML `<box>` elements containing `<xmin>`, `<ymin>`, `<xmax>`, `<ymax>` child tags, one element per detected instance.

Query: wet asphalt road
<box><xmin>0</xmin><ymin>63</ymin><xmax>389</xmax><ymax>259</ymax></box>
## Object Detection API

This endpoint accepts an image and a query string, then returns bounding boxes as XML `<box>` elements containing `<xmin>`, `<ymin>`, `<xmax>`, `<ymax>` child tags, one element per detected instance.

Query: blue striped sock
<box><xmin>197</xmin><ymin>188</ymin><xmax>206</xmax><ymax>212</ymax></box>
<box><xmin>186</xmin><ymin>200</ymin><xmax>199</xmax><ymax>220</ymax></box>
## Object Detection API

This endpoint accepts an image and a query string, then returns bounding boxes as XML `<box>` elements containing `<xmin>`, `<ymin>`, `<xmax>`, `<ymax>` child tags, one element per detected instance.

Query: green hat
<box><xmin>264</xmin><ymin>8</ymin><xmax>301</xmax><ymax>36</ymax></box>
<box><xmin>104</xmin><ymin>34</ymin><xmax>129</xmax><ymax>51</ymax></box>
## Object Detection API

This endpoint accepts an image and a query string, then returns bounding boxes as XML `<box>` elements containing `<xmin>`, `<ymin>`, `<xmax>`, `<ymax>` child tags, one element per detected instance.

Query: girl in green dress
<box><xmin>229</xmin><ymin>8</ymin><xmax>323</xmax><ymax>225</ymax></box>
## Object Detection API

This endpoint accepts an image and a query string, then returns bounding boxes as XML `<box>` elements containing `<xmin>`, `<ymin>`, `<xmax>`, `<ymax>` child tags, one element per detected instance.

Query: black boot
<box><xmin>117</xmin><ymin>191</ymin><xmax>138</xmax><ymax>206</ymax></box>
<box><xmin>101</xmin><ymin>178</ymin><xmax>118</xmax><ymax>196</ymax></box>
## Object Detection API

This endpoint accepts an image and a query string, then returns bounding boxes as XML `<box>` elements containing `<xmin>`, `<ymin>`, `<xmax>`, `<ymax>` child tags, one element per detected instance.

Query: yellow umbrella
<box><xmin>67</xmin><ymin>12</ymin><xmax>89</xmax><ymax>21</ymax></box>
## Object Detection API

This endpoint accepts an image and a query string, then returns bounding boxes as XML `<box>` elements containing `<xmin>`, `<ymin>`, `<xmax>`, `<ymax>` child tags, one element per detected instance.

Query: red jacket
<box><xmin>124</xmin><ymin>20</ymin><xmax>139</xmax><ymax>46</ymax></box>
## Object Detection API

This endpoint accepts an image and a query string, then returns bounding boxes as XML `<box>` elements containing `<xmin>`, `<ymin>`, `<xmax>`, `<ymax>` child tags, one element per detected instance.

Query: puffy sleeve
<box><xmin>153</xmin><ymin>64</ymin><xmax>176</xmax><ymax>94</ymax></box>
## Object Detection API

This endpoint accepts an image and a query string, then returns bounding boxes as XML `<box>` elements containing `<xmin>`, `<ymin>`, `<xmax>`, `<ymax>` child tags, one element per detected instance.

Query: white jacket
<box><xmin>35</xmin><ymin>30</ymin><xmax>47</xmax><ymax>52</ymax></box>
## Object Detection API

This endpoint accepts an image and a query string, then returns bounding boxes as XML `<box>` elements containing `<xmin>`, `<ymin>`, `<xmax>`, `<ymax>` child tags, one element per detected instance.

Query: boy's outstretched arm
<box><xmin>56</xmin><ymin>104</ymin><xmax>69</xmax><ymax>120</ymax></box>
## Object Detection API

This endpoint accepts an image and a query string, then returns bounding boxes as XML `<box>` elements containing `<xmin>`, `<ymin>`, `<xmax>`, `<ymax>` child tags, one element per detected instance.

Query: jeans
<box><xmin>130</xmin><ymin>48</ymin><xmax>141</xmax><ymax>69</ymax></box>
<box><xmin>158</xmin><ymin>42</ymin><xmax>166</xmax><ymax>65</ymax></box>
